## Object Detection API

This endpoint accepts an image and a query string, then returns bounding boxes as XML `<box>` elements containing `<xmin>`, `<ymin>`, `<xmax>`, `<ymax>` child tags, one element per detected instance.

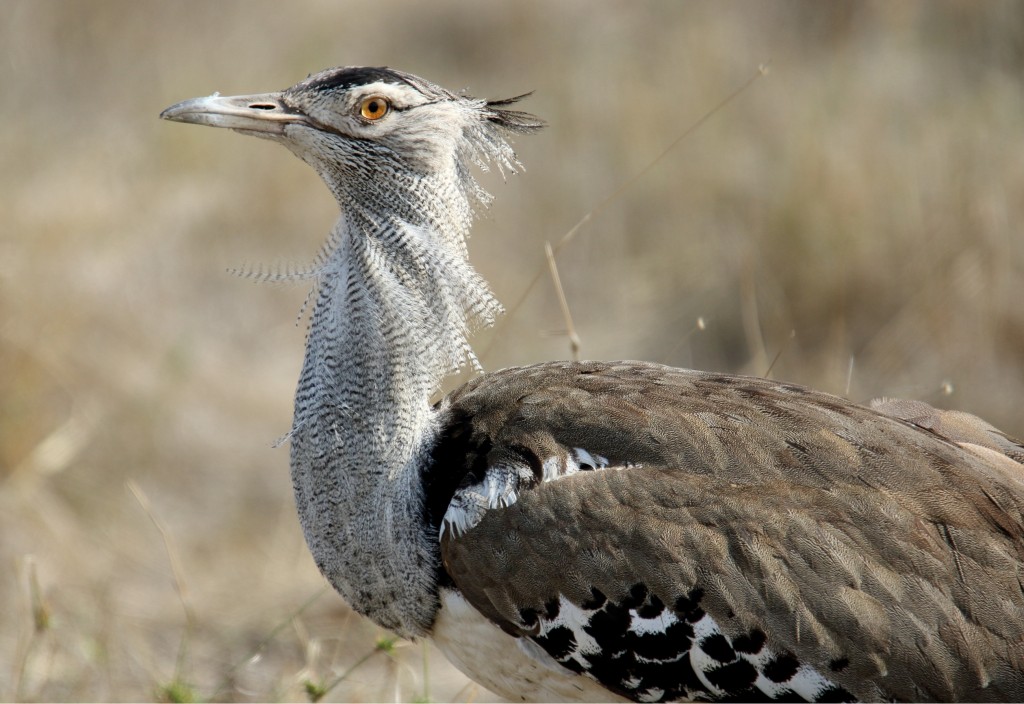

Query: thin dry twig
<box><xmin>306</xmin><ymin>636</ymin><xmax>395</xmax><ymax>702</ymax></box>
<box><xmin>210</xmin><ymin>585</ymin><xmax>330</xmax><ymax>701</ymax></box>
<box><xmin>12</xmin><ymin>556</ymin><xmax>51</xmax><ymax>702</ymax></box>
<box><xmin>763</xmin><ymin>329</ymin><xmax>796</xmax><ymax>379</ymax></box>
<box><xmin>659</xmin><ymin>315</ymin><xmax>708</xmax><ymax>365</ymax></box>
<box><xmin>127</xmin><ymin>480</ymin><xmax>196</xmax><ymax>683</ymax></box>
<box><xmin>544</xmin><ymin>241</ymin><xmax>581</xmax><ymax>360</ymax></box>
<box><xmin>740</xmin><ymin>253</ymin><xmax>769</xmax><ymax>375</ymax></box>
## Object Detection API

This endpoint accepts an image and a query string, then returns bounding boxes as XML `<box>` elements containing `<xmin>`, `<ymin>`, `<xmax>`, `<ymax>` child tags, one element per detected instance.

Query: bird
<box><xmin>161</xmin><ymin>66</ymin><xmax>1024</xmax><ymax>702</ymax></box>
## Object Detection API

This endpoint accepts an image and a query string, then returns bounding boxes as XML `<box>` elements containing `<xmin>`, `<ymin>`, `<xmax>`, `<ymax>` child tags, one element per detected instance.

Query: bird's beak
<box><xmin>160</xmin><ymin>92</ymin><xmax>303</xmax><ymax>135</ymax></box>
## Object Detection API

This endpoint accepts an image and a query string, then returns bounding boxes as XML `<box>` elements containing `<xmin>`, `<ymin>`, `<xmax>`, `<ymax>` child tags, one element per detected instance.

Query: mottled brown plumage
<box><xmin>873</xmin><ymin>397</ymin><xmax>1024</xmax><ymax>470</ymax></box>
<box><xmin>440</xmin><ymin>361</ymin><xmax>1024</xmax><ymax>701</ymax></box>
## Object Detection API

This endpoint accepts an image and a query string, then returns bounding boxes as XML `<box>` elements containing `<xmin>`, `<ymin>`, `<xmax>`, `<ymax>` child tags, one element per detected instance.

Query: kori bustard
<box><xmin>162</xmin><ymin>67</ymin><xmax>1024</xmax><ymax>702</ymax></box>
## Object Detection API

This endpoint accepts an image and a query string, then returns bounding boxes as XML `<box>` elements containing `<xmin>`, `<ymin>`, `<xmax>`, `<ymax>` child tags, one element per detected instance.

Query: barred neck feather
<box><xmin>288</xmin><ymin>113</ymin><xmax>518</xmax><ymax>637</ymax></box>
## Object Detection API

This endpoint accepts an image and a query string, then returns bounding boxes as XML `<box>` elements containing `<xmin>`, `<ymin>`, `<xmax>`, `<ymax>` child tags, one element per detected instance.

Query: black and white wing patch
<box><xmin>438</xmin><ymin>451</ymin><xmax>853</xmax><ymax>702</ymax></box>
<box><xmin>521</xmin><ymin>586</ymin><xmax>850</xmax><ymax>702</ymax></box>
<box><xmin>440</xmin><ymin>447</ymin><xmax>630</xmax><ymax>541</ymax></box>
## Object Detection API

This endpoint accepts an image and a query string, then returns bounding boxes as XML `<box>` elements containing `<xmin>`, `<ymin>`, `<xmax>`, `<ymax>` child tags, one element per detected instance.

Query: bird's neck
<box><xmin>288</xmin><ymin>178</ymin><xmax>500</xmax><ymax>638</ymax></box>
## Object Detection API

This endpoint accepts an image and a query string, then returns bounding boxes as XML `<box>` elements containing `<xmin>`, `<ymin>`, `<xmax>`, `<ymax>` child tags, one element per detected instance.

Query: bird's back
<box><xmin>431</xmin><ymin>360</ymin><xmax>1024</xmax><ymax>702</ymax></box>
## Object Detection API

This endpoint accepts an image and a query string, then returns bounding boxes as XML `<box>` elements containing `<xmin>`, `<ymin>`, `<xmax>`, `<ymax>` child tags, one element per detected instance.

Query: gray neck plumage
<box><xmin>287</xmin><ymin>160</ymin><xmax>502</xmax><ymax>638</ymax></box>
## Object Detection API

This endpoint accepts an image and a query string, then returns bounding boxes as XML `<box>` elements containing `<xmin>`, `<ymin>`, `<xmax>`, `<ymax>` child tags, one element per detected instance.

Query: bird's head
<box><xmin>161</xmin><ymin>66</ymin><xmax>543</xmax><ymax>214</ymax></box>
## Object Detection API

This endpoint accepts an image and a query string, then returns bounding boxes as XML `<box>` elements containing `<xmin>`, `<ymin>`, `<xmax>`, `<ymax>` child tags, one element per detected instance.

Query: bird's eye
<box><xmin>360</xmin><ymin>96</ymin><xmax>390</xmax><ymax>121</ymax></box>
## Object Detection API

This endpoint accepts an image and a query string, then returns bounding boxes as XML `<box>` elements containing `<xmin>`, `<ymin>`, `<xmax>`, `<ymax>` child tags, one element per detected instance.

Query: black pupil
<box><xmin>368</xmin><ymin>101</ymin><xmax>380</xmax><ymax>114</ymax></box>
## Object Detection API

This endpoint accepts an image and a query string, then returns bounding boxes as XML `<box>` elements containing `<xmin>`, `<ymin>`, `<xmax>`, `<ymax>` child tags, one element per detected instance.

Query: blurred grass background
<box><xmin>2</xmin><ymin>1</ymin><xmax>1023</xmax><ymax>701</ymax></box>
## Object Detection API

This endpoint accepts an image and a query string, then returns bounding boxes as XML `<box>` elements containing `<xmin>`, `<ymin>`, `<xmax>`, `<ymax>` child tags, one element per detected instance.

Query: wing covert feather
<box><xmin>436</xmin><ymin>361</ymin><xmax>1024</xmax><ymax>702</ymax></box>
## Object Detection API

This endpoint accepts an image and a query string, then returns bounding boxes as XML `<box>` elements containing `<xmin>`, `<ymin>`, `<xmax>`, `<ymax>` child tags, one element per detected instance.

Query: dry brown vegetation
<box><xmin>2</xmin><ymin>1</ymin><xmax>1023</xmax><ymax>701</ymax></box>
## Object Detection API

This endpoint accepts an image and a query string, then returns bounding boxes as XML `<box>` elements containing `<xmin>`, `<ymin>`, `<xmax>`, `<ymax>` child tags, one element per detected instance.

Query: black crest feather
<box><xmin>485</xmin><ymin>92</ymin><xmax>545</xmax><ymax>133</ymax></box>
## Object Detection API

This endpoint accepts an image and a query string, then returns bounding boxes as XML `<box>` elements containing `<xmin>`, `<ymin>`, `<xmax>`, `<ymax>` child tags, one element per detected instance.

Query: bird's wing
<box><xmin>432</xmin><ymin>361</ymin><xmax>1024</xmax><ymax>702</ymax></box>
<box><xmin>871</xmin><ymin>397</ymin><xmax>1024</xmax><ymax>471</ymax></box>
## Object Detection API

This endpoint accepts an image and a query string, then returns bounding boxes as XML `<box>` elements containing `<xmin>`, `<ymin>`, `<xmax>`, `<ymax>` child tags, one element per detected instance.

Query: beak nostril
<box><xmin>249</xmin><ymin>102</ymin><xmax>276</xmax><ymax>110</ymax></box>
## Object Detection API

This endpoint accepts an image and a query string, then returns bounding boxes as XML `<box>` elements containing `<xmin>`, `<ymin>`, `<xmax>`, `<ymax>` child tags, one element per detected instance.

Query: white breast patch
<box><xmin>430</xmin><ymin>587</ymin><xmax>627</xmax><ymax>702</ymax></box>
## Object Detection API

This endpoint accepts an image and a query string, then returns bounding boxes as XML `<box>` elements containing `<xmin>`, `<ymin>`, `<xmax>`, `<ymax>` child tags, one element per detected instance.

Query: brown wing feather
<box><xmin>872</xmin><ymin>397</ymin><xmax>1024</xmax><ymax>469</ymax></box>
<box><xmin>438</xmin><ymin>361</ymin><xmax>1024</xmax><ymax>701</ymax></box>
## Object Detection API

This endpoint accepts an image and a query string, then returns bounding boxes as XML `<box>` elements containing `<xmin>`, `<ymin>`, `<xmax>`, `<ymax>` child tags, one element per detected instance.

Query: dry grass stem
<box><xmin>544</xmin><ymin>241</ymin><xmax>581</xmax><ymax>361</ymax></box>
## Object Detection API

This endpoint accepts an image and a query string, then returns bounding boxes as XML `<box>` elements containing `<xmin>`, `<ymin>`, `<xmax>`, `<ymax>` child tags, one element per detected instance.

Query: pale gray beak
<box><xmin>160</xmin><ymin>92</ymin><xmax>303</xmax><ymax>135</ymax></box>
